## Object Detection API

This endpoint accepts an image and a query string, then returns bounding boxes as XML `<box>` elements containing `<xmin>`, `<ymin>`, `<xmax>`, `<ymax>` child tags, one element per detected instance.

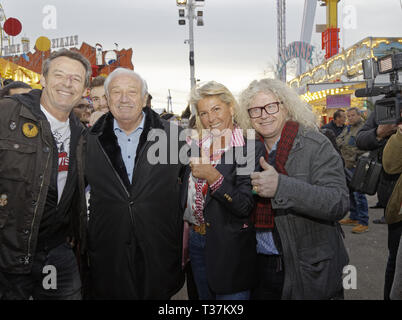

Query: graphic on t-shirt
<box><xmin>53</xmin><ymin>129</ymin><xmax>70</xmax><ymax>173</ymax></box>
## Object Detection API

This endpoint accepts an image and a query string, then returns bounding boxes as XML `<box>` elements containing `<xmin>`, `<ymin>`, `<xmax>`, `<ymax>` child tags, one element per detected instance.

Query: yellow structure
<box><xmin>325</xmin><ymin>0</ymin><xmax>340</xmax><ymax>28</ymax></box>
<box><xmin>0</xmin><ymin>57</ymin><xmax>41</xmax><ymax>88</ymax></box>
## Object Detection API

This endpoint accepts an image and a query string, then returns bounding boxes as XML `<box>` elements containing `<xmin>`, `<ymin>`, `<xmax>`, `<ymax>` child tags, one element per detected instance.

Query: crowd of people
<box><xmin>0</xmin><ymin>49</ymin><xmax>400</xmax><ymax>300</ymax></box>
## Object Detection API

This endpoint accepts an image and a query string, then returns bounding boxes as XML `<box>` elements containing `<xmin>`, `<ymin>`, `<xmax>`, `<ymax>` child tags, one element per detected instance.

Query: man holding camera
<box><xmin>356</xmin><ymin>110</ymin><xmax>400</xmax><ymax>300</ymax></box>
<box><xmin>382</xmin><ymin>121</ymin><xmax>402</xmax><ymax>300</ymax></box>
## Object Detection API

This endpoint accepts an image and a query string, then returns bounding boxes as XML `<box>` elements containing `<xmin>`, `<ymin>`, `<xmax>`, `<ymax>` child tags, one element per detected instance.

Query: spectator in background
<box><xmin>322</xmin><ymin>109</ymin><xmax>346</xmax><ymax>137</ymax></box>
<box><xmin>337</xmin><ymin>107</ymin><xmax>369</xmax><ymax>234</ymax></box>
<box><xmin>0</xmin><ymin>81</ymin><xmax>32</xmax><ymax>98</ymax></box>
<box><xmin>89</xmin><ymin>76</ymin><xmax>108</xmax><ymax>126</ymax></box>
<box><xmin>2</xmin><ymin>78</ymin><xmax>14</xmax><ymax>87</ymax></box>
<box><xmin>146</xmin><ymin>93</ymin><xmax>152</xmax><ymax>108</ymax></box>
<box><xmin>357</xmin><ymin>109</ymin><xmax>401</xmax><ymax>299</ymax></box>
<box><xmin>382</xmin><ymin>124</ymin><xmax>402</xmax><ymax>300</ymax></box>
<box><xmin>73</xmin><ymin>98</ymin><xmax>93</xmax><ymax>127</ymax></box>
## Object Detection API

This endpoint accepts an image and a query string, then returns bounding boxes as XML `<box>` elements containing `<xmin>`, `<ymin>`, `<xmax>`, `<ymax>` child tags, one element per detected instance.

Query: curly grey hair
<box><xmin>238</xmin><ymin>78</ymin><xmax>318</xmax><ymax>131</ymax></box>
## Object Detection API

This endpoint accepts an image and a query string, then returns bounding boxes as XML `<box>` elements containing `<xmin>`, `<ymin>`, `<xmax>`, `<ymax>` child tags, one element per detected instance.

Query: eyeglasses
<box><xmin>247</xmin><ymin>101</ymin><xmax>282</xmax><ymax>119</ymax></box>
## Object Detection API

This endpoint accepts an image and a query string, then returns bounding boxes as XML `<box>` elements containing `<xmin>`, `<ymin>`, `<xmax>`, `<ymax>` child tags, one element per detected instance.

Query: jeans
<box><xmin>188</xmin><ymin>228</ymin><xmax>250</xmax><ymax>300</ymax></box>
<box><xmin>349</xmin><ymin>191</ymin><xmax>369</xmax><ymax>226</ymax></box>
<box><xmin>0</xmin><ymin>241</ymin><xmax>81</xmax><ymax>300</ymax></box>
<box><xmin>348</xmin><ymin>168</ymin><xmax>369</xmax><ymax>226</ymax></box>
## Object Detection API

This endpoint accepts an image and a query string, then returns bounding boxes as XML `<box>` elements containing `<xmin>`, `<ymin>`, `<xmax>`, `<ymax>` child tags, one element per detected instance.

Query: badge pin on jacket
<box><xmin>0</xmin><ymin>194</ymin><xmax>8</xmax><ymax>207</ymax></box>
<box><xmin>22</xmin><ymin>122</ymin><xmax>38</xmax><ymax>138</ymax></box>
<box><xmin>9</xmin><ymin>121</ymin><xmax>16</xmax><ymax>131</ymax></box>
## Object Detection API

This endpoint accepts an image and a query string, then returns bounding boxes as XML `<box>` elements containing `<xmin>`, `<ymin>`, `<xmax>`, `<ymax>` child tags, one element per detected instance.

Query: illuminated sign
<box><xmin>326</xmin><ymin>94</ymin><xmax>351</xmax><ymax>108</ymax></box>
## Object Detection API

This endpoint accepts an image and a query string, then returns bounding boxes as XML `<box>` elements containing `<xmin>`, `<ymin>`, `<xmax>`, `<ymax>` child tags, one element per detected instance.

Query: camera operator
<box><xmin>382</xmin><ymin>122</ymin><xmax>402</xmax><ymax>300</ymax></box>
<box><xmin>356</xmin><ymin>110</ymin><xmax>401</xmax><ymax>300</ymax></box>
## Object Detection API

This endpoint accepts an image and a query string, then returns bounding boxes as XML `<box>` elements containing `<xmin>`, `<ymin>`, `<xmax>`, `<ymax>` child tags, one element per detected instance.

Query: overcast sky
<box><xmin>2</xmin><ymin>0</ymin><xmax>402</xmax><ymax>113</ymax></box>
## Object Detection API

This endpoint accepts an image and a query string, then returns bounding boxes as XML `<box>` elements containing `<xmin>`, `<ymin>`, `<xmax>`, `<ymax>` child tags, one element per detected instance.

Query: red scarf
<box><xmin>251</xmin><ymin>121</ymin><xmax>299</xmax><ymax>229</ymax></box>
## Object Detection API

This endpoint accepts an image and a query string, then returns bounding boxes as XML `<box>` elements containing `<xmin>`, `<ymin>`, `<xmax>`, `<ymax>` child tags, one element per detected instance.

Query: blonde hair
<box><xmin>239</xmin><ymin>78</ymin><xmax>318</xmax><ymax>131</ymax></box>
<box><xmin>189</xmin><ymin>81</ymin><xmax>250</xmax><ymax>134</ymax></box>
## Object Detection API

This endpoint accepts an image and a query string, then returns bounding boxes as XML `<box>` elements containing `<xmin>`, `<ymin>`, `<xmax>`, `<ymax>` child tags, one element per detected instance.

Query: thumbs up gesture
<box><xmin>250</xmin><ymin>157</ymin><xmax>279</xmax><ymax>198</ymax></box>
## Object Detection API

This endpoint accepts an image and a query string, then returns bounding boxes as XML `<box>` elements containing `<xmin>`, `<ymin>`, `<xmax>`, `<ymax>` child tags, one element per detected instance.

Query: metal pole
<box><xmin>188</xmin><ymin>0</ymin><xmax>196</xmax><ymax>91</ymax></box>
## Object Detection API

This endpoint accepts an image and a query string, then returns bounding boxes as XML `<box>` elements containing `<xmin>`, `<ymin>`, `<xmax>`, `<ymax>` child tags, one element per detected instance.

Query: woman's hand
<box><xmin>190</xmin><ymin>157</ymin><xmax>221</xmax><ymax>185</ymax></box>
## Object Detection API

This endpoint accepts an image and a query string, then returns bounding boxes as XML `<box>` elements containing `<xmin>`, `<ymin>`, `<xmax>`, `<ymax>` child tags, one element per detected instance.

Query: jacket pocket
<box><xmin>298</xmin><ymin>243</ymin><xmax>335</xmax><ymax>299</ymax></box>
<box><xmin>0</xmin><ymin>139</ymin><xmax>36</xmax><ymax>182</ymax></box>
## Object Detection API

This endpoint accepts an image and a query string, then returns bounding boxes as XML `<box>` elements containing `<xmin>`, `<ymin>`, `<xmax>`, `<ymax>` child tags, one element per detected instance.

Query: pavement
<box><xmin>343</xmin><ymin>194</ymin><xmax>388</xmax><ymax>300</ymax></box>
<box><xmin>172</xmin><ymin>194</ymin><xmax>389</xmax><ymax>300</ymax></box>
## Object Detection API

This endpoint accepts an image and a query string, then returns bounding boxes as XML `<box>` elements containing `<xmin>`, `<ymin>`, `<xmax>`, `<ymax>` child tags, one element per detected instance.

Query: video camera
<box><xmin>355</xmin><ymin>52</ymin><xmax>402</xmax><ymax>125</ymax></box>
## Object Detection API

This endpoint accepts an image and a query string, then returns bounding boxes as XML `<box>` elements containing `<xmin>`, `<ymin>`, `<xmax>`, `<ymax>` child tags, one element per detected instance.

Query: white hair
<box><xmin>104</xmin><ymin>68</ymin><xmax>148</xmax><ymax>98</ymax></box>
<box><xmin>239</xmin><ymin>78</ymin><xmax>318</xmax><ymax>131</ymax></box>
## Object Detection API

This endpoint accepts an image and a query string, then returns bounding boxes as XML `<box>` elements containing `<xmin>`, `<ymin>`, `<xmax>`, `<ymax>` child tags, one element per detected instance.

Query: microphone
<box><xmin>355</xmin><ymin>87</ymin><xmax>384</xmax><ymax>97</ymax></box>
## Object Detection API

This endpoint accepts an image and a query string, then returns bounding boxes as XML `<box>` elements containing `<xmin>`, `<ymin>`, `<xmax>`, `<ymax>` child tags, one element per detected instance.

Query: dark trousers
<box><xmin>251</xmin><ymin>254</ymin><xmax>284</xmax><ymax>300</ymax></box>
<box><xmin>184</xmin><ymin>262</ymin><xmax>199</xmax><ymax>300</ymax></box>
<box><xmin>0</xmin><ymin>242</ymin><xmax>81</xmax><ymax>300</ymax></box>
<box><xmin>384</xmin><ymin>220</ymin><xmax>402</xmax><ymax>300</ymax></box>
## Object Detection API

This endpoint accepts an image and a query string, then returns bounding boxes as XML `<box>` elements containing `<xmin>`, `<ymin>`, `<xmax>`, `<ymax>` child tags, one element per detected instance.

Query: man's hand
<box><xmin>250</xmin><ymin>157</ymin><xmax>279</xmax><ymax>198</ymax></box>
<box><xmin>376</xmin><ymin>124</ymin><xmax>397</xmax><ymax>139</ymax></box>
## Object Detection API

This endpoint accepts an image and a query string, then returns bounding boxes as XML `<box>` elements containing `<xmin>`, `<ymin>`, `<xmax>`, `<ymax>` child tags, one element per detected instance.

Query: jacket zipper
<box><xmin>26</xmin><ymin>137</ymin><xmax>52</xmax><ymax>264</ymax></box>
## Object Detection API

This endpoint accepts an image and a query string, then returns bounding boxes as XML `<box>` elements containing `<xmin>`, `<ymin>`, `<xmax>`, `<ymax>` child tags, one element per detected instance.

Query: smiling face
<box><xmin>91</xmin><ymin>85</ymin><xmax>108</xmax><ymax>112</ymax></box>
<box><xmin>107</xmin><ymin>74</ymin><xmax>146</xmax><ymax>133</ymax></box>
<box><xmin>40</xmin><ymin>56</ymin><xmax>87</xmax><ymax>121</ymax></box>
<box><xmin>197</xmin><ymin>95</ymin><xmax>234</xmax><ymax>134</ymax></box>
<box><xmin>248</xmin><ymin>91</ymin><xmax>288</xmax><ymax>147</ymax></box>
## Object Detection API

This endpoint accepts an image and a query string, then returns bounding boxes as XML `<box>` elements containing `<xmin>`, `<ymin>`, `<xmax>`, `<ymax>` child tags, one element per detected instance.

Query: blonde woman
<box><xmin>181</xmin><ymin>81</ymin><xmax>264</xmax><ymax>300</ymax></box>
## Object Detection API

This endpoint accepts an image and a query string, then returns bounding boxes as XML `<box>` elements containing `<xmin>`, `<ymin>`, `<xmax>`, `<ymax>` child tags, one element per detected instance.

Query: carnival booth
<box><xmin>288</xmin><ymin>37</ymin><xmax>402</xmax><ymax>124</ymax></box>
<box><xmin>0</xmin><ymin>57</ymin><xmax>41</xmax><ymax>88</ymax></box>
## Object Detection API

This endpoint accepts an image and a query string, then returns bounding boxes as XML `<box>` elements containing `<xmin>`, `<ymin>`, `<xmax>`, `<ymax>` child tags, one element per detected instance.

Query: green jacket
<box><xmin>336</xmin><ymin>120</ymin><xmax>365</xmax><ymax>169</ymax></box>
<box><xmin>383</xmin><ymin>129</ymin><xmax>402</xmax><ymax>224</ymax></box>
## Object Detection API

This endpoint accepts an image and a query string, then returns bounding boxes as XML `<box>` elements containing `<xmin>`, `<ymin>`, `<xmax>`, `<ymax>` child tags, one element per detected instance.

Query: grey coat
<box><xmin>272</xmin><ymin>127</ymin><xmax>349</xmax><ymax>299</ymax></box>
